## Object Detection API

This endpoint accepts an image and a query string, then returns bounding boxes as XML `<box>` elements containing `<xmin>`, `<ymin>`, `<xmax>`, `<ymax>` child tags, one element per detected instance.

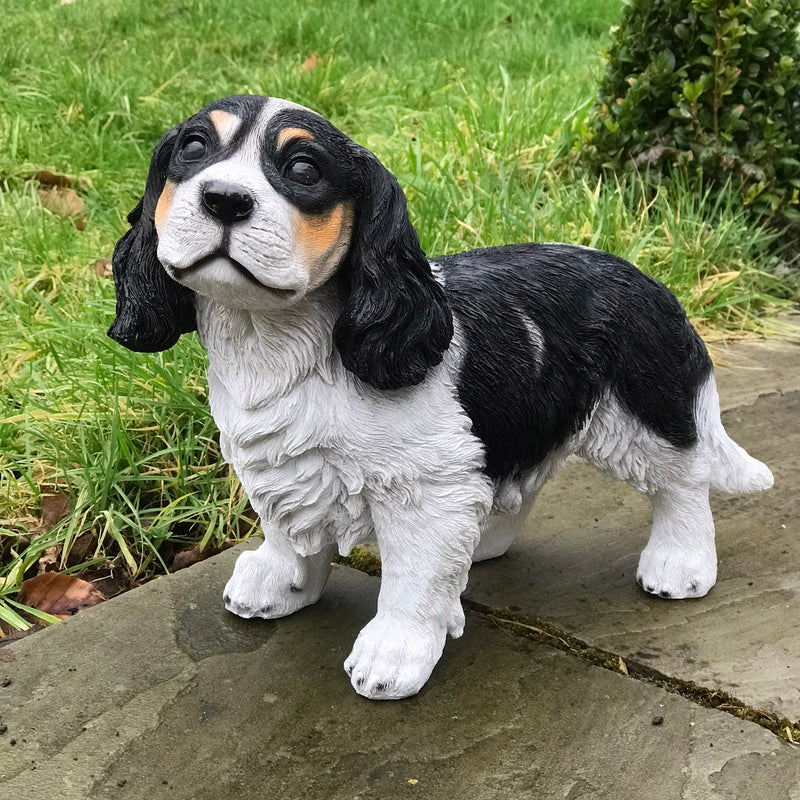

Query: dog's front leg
<box><xmin>224</xmin><ymin>526</ymin><xmax>336</xmax><ymax>619</ymax></box>
<box><xmin>344</xmin><ymin>490</ymin><xmax>483</xmax><ymax>700</ymax></box>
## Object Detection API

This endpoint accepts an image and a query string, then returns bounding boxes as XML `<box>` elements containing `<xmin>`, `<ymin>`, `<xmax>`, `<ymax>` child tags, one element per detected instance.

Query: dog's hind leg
<box><xmin>634</xmin><ymin>371</ymin><xmax>773</xmax><ymax>599</ymax></box>
<box><xmin>472</xmin><ymin>494</ymin><xmax>537</xmax><ymax>562</ymax></box>
<box><xmin>634</xmin><ymin>372</ymin><xmax>774</xmax><ymax>599</ymax></box>
<box><xmin>636</xmin><ymin>478</ymin><xmax>717</xmax><ymax>599</ymax></box>
<box><xmin>473</xmin><ymin>449</ymin><xmax>569</xmax><ymax>563</ymax></box>
<box><xmin>578</xmin><ymin>393</ymin><xmax>721</xmax><ymax>599</ymax></box>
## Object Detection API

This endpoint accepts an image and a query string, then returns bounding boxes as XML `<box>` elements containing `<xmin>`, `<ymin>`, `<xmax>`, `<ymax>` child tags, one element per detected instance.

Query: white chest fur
<box><xmin>196</xmin><ymin>290</ymin><xmax>489</xmax><ymax>557</ymax></box>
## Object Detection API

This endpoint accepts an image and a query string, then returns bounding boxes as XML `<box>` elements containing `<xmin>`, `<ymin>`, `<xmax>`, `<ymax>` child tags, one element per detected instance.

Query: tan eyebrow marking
<box><xmin>276</xmin><ymin>127</ymin><xmax>315</xmax><ymax>150</ymax></box>
<box><xmin>208</xmin><ymin>109</ymin><xmax>242</xmax><ymax>145</ymax></box>
<box><xmin>154</xmin><ymin>179</ymin><xmax>177</xmax><ymax>232</ymax></box>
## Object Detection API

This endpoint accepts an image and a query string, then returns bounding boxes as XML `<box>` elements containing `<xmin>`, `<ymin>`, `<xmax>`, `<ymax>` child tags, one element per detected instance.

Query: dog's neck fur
<box><xmin>195</xmin><ymin>282</ymin><xmax>378</xmax><ymax>556</ymax></box>
<box><xmin>195</xmin><ymin>283</ymin><xmax>342</xmax><ymax>409</ymax></box>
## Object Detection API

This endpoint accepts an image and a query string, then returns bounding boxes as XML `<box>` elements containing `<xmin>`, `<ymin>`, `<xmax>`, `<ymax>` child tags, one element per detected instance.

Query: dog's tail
<box><xmin>696</xmin><ymin>373</ymin><xmax>774</xmax><ymax>494</ymax></box>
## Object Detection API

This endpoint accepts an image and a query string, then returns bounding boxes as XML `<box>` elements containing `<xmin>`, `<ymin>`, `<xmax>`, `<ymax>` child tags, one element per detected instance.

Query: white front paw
<box><xmin>636</xmin><ymin>543</ymin><xmax>717</xmax><ymax>599</ymax></box>
<box><xmin>344</xmin><ymin>616</ymin><xmax>447</xmax><ymax>700</ymax></box>
<box><xmin>223</xmin><ymin>544</ymin><xmax>330</xmax><ymax>619</ymax></box>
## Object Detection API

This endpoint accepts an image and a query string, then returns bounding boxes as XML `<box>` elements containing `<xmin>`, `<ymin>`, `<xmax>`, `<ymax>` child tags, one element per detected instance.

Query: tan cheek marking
<box><xmin>293</xmin><ymin>203</ymin><xmax>354</xmax><ymax>279</ymax></box>
<box><xmin>277</xmin><ymin>127</ymin><xmax>315</xmax><ymax>150</ymax></box>
<box><xmin>209</xmin><ymin>109</ymin><xmax>241</xmax><ymax>145</ymax></box>
<box><xmin>154</xmin><ymin>179</ymin><xmax>177</xmax><ymax>233</ymax></box>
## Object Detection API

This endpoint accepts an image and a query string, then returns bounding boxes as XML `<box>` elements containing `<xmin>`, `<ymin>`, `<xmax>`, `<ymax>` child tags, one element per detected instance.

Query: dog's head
<box><xmin>108</xmin><ymin>95</ymin><xmax>452</xmax><ymax>389</ymax></box>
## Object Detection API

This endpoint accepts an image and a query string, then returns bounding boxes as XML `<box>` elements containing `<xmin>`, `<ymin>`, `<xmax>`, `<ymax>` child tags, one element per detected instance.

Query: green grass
<box><xmin>0</xmin><ymin>0</ymin><xmax>793</xmax><ymax>628</ymax></box>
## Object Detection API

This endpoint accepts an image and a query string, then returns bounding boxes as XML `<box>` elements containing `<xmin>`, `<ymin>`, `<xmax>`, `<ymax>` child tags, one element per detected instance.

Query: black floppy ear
<box><xmin>333</xmin><ymin>149</ymin><xmax>453</xmax><ymax>390</ymax></box>
<box><xmin>107</xmin><ymin>126</ymin><xmax>196</xmax><ymax>352</ymax></box>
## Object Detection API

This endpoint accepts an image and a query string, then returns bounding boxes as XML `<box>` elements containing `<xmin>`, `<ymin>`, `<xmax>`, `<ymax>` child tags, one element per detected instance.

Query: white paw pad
<box><xmin>344</xmin><ymin>617</ymin><xmax>447</xmax><ymax>700</ymax></box>
<box><xmin>636</xmin><ymin>543</ymin><xmax>717</xmax><ymax>599</ymax></box>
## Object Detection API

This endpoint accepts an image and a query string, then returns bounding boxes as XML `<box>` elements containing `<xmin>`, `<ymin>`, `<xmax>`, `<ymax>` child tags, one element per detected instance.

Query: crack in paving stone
<box><xmin>462</xmin><ymin>598</ymin><xmax>800</xmax><ymax>746</ymax></box>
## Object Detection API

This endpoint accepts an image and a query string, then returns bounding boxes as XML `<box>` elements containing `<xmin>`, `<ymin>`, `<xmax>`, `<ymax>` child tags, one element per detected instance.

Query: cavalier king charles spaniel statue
<box><xmin>109</xmin><ymin>95</ymin><xmax>772</xmax><ymax>699</ymax></box>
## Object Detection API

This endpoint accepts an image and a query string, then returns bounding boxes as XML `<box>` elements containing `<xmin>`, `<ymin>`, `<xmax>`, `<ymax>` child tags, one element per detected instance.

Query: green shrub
<box><xmin>583</xmin><ymin>0</ymin><xmax>800</xmax><ymax>221</ymax></box>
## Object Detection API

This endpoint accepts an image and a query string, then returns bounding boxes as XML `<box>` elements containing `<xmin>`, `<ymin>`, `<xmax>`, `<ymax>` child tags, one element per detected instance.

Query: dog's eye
<box><xmin>287</xmin><ymin>159</ymin><xmax>321</xmax><ymax>186</ymax></box>
<box><xmin>180</xmin><ymin>136</ymin><xmax>208</xmax><ymax>162</ymax></box>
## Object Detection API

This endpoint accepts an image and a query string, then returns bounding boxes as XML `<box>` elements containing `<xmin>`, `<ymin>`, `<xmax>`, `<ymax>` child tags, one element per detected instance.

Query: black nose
<box><xmin>201</xmin><ymin>180</ymin><xmax>255</xmax><ymax>223</ymax></box>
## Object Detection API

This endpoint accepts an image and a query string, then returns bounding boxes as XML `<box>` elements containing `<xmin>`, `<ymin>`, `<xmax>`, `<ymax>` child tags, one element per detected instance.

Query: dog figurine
<box><xmin>109</xmin><ymin>94</ymin><xmax>773</xmax><ymax>700</ymax></box>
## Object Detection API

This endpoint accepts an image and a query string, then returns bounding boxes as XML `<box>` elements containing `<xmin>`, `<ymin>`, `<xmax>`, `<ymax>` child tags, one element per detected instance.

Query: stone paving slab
<box><xmin>707</xmin><ymin>337</ymin><xmax>800</xmax><ymax>410</ymax></box>
<box><xmin>0</xmin><ymin>550</ymin><xmax>798</xmax><ymax>800</ymax></box>
<box><xmin>466</xmin><ymin>342</ymin><xmax>800</xmax><ymax>720</ymax></box>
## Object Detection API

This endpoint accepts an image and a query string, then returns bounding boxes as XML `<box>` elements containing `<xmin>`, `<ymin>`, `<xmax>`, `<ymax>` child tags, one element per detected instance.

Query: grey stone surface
<box><xmin>708</xmin><ymin>336</ymin><xmax>800</xmax><ymax>411</ymax></box>
<box><xmin>0</xmin><ymin>552</ymin><xmax>797</xmax><ymax>800</ymax></box>
<box><xmin>466</xmin><ymin>341</ymin><xmax>800</xmax><ymax>719</ymax></box>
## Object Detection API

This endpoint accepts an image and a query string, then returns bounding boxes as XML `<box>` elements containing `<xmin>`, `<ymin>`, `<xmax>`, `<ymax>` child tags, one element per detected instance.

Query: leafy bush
<box><xmin>583</xmin><ymin>0</ymin><xmax>800</xmax><ymax>221</ymax></box>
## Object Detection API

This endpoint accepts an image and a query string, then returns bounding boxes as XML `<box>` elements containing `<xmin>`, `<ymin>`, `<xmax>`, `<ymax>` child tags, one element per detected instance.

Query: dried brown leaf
<box><xmin>29</xmin><ymin>169</ymin><xmax>90</xmax><ymax>192</ymax></box>
<box><xmin>38</xmin><ymin>186</ymin><xmax>84</xmax><ymax>219</ymax></box>
<box><xmin>20</xmin><ymin>573</ymin><xmax>105</xmax><ymax>620</ymax></box>
<box><xmin>33</xmin><ymin>169</ymin><xmax>73</xmax><ymax>188</ymax></box>
<box><xmin>301</xmin><ymin>52</ymin><xmax>319</xmax><ymax>72</ymax></box>
<box><xmin>35</xmin><ymin>488</ymin><xmax>71</xmax><ymax>574</ymax></box>
<box><xmin>95</xmin><ymin>257</ymin><xmax>113</xmax><ymax>278</ymax></box>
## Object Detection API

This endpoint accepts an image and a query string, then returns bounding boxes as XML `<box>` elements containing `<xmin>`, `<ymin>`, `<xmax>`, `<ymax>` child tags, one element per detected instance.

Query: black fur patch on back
<box><xmin>437</xmin><ymin>243</ymin><xmax>712</xmax><ymax>482</ymax></box>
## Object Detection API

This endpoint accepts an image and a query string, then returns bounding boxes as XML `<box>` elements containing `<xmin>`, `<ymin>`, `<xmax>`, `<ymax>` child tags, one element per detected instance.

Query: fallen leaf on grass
<box><xmin>171</xmin><ymin>546</ymin><xmax>208</xmax><ymax>571</ymax></box>
<box><xmin>37</xmin><ymin>544</ymin><xmax>61</xmax><ymax>574</ymax></box>
<box><xmin>95</xmin><ymin>257</ymin><xmax>113</xmax><ymax>278</ymax></box>
<box><xmin>38</xmin><ymin>185</ymin><xmax>83</xmax><ymax>216</ymax></box>
<box><xmin>301</xmin><ymin>52</ymin><xmax>319</xmax><ymax>72</ymax></box>
<box><xmin>38</xmin><ymin>186</ymin><xmax>87</xmax><ymax>230</ymax></box>
<box><xmin>27</xmin><ymin>169</ymin><xmax>90</xmax><ymax>192</ymax></box>
<box><xmin>33</xmin><ymin>169</ymin><xmax>73</xmax><ymax>188</ymax></box>
<box><xmin>20</xmin><ymin>573</ymin><xmax>105</xmax><ymax>621</ymax></box>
